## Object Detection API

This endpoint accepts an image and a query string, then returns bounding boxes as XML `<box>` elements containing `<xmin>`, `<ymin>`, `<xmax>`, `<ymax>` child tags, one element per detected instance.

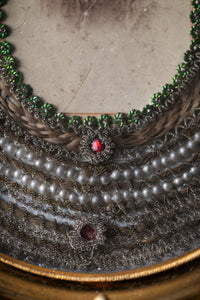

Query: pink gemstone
<box><xmin>80</xmin><ymin>224</ymin><xmax>96</xmax><ymax>241</ymax></box>
<box><xmin>91</xmin><ymin>138</ymin><xmax>104</xmax><ymax>153</ymax></box>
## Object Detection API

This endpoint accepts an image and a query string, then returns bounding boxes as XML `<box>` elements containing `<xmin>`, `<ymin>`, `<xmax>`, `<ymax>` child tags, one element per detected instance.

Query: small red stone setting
<box><xmin>91</xmin><ymin>138</ymin><xmax>104</xmax><ymax>153</ymax></box>
<box><xmin>80</xmin><ymin>224</ymin><xmax>96</xmax><ymax>241</ymax></box>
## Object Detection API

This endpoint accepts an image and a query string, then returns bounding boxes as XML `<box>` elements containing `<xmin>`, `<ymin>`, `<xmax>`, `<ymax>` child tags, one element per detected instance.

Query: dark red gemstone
<box><xmin>80</xmin><ymin>224</ymin><xmax>96</xmax><ymax>241</ymax></box>
<box><xmin>91</xmin><ymin>138</ymin><xmax>104</xmax><ymax>153</ymax></box>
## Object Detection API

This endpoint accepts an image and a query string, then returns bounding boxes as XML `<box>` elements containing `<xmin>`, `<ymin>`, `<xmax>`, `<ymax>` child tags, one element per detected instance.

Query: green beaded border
<box><xmin>0</xmin><ymin>0</ymin><xmax>199</xmax><ymax>132</ymax></box>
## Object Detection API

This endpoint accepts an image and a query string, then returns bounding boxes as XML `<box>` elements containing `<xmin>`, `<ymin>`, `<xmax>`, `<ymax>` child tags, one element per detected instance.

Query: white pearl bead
<box><xmin>89</xmin><ymin>175</ymin><xmax>99</xmax><ymax>185</ymax></box>
<box><xmin>16</xmin><ymin>147</ymin><xmax>25</xmax><ymax>158</ymax></box>
<box><xmin>67</xmin><ymin>168</ymin><xmax>76</xmax><ymax>179</ymax></box>
<box><xmin>35</xmin><ymin>159</ymin><xmax>44</xmax><ymax>169</ymax></box>
<box><xmin>0</xmin><ymin>137</ymin><xmax>6</xmax><ymax>147</ymax></box>
<box><xmin>26</xmin><ymin>151</ymin><xmax>36</xmax><ymax>161</ymax></box>
<box><xmin>4</xmin><ymin>167</ymin><xmax>12</xmax><ymax>177</ymax></box>
<box><xmin>79</xmin><ymin>194</ymin><xmax>88</xmax><ymax>205</ymax></box>
<box><xmin>103</xmin><ymin>193</ymin><xmax>112</xmax><ymax>204</ymax></box>
<box><xmin>49</xmin><ymin>184</ymin><xmax>58</xmax><ymax>196</ymax></box>
<box><xmin>92</xmin><ymin>195</ymin><xmax>101</xmax><ymax>206</ymax></box>
<box><xmin>123</xmin><ymin>190</ymin><xmax>131</xmax><ymax>201</ymax></box>
<box><xmin>5</xmin><ymin>143</ymin><xmax>15</xmax><ymax>154</ymax></box>
<box><xmin>112</xmin><ymin>192</ymin><xmax>122</xmax><ymax>203</ymax></box>
<box><xmin>45</xmin><ymin>161</ymin><xmax>56</xmax><ymax>172</ymax></box>
<box><xmin>13</xmin><ymin>169</ymin><xmax>21</xmax><ymax>179</ymax></box>
<box><xmin>59</xmin><ymin>189</ymin><xmax>68</xmax><ymax>198</ymax></box>
<box><xmin>38</xmin><ymin>183</ymin><xmax>48</xmax><ymax>195</ymax></box>
<box><xmin>21</xmin><ymin>174</ymin><xmax>31</xmax><ymax>185</ymax></box>
<box><xmin>77</xmin><ymin>173</ymin><xmax>87</xmax><ymax>184</ymax></box>
<box><xmin>100</xmin><ymin>175</ymin><xmax>110</xmax><ymax>185</ymax></box>
<box><xmin>111</xmin><ymin>170</ymin><xmax>121</xmax><ymax>181</ymax></box>
<box><xmin>30</xmin><ymin>179</ymin><xmax>38</xmax><ymax>190</ymax></box>
<box><xmin>123</xmin><ymin>169</ymin><xmax>132</xmax><ymax>180</ymax></box>
<box><xmin>55</xmin><ymin>165</ymin><xmax>65</xmax><ymax>177</ymax></box>
<box><xmin>69</xmin><ymin>193</ymin><xmax>78</xmax><ymax>203</ymax></box>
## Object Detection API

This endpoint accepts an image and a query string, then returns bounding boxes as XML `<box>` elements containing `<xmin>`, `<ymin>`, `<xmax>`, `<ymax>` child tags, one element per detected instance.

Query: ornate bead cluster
<box><xmin>0</xmin><ymin>0</ymin><xmax>199</xmax><ymax>134</ymax></box>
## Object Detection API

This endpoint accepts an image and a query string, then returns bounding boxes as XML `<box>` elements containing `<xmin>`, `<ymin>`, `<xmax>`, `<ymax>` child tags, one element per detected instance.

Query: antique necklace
<box><xmin>1</xmin><ymin>0</ymin><xmax>200</xmax><ymax>276</ymax></box>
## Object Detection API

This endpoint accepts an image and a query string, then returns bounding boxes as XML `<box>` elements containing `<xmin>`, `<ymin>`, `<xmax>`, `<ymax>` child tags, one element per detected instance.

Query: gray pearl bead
<box><xmin>112</xmin><ymin>192</ymin><xmax>122</xmax><ymax>203</ymax></box>
<box><xmin>182</xmin><ymin>172</ymin><xmax>192</xmax><ymax>182</ymax></box>
<box><xmin>5</xmin><ymin>143</ymin><xmax>15</xmax><ymax>154</ymax></box>
<box><xmin>162</xmin><ymin>182</ymin><xmax>172</xmax><ymax>192</ymax></box>
<box><xmin>152</xmin><ymin>185</ymin><xmax>162</xmax><ymax>195</ymax></box>
<box><xmin>38</xmin><ymin>183</ymin><xmax>48</xmax><ymax>195</ymax></box>
<box><xmin>161</xmin><ymin>156</ymin><xmax>171</xmax><ymax>167</ymax></box>
<box><xmin>89</xmin><ymin>175</ymin><xmax>99</xmax><ymax>185</ymax></box>
<box><xmin>21</xmin><ymin>174</ymin><xmax>31</xmax><ymax>185</ymax></box>
<box><xmin>91</xmin><ymin>195</ymin><xmax>101</xmax><ymax>206</ymax></box>
<box><xmin>178</xmin><ymin>146</ymin><xmax>190</xmax><ymax>158</ymax></box>
<box><xmin>152</xmin><ymin>158</ymin><xmax>162</xmax><ymax>170</ymax></box>
<box><xmin>69</xmin><ymin>193</ymin><xmax>78</xmax><ymax>203</ymax></box>
<box><xmin>35</xmin><ymin>159</ymin><xmax>44</xmax><ymax>169</ymax></box>
<box><xmin>55</xmin><ymin>165</ymin><xmax>65</xmax><ymax>177</ymax></box>
<box><xmin>123</xmin><ymin>190</ymin><xmax>131</xmax><ymax>201</ymax></box>
<box><xmin>30</xmin><ymin>179</ymin><xmax>38</xmax><ymax>189</ymax></box>
<box><xmin>194</xmin><ymin>131</ymin><xmax>200</xmax><ymax>142</ymax></box>
<box><xmin>103</xmin><ymin>193</ymin><xmax>112</xmax><ymax>204</ymax></box>
<box><xmin>0</xmin><ymin>137</ymin><xmax>6</xmax><ymax>147</ymax></box>
<box><xmin>4</xmin><ymin>167</ymin><xmax>12</xmax><ymax>178</ymax></box>
<box><xmin>123</xmin><ymin>169</ymin><xmax>132</xmax><ymax>180</ymax></box>
<box><xmin>134</xmin><ymin>168</ymin><xmax>144</xmax><ymax>179</ymax></box>
<box><xmin>45</xmin><ymin>161</ymin><xmax>56</xmax><ymax>172</ymax></box>
<box><xmin>77</xmin><ymin>173</ymin><xmax>87</xmax><ymax>185</ymax></box>
<box><xmin>100</xmin><ymin>175</ymin><xmax>110</xmax><ymax>185</ymax></box>
<box><xmin>142</xmin><ymin>188</ymin><xmax>152</xmax><ymax>198</ymax></box>
<box><xmin>169</xmin><ymin>151</ymin><xmax>180</xmax><ymax>161</ymax></box>
<box><xmin>16</xmin><ymin>147</ymin><xmax>25</xmax><ymax>158</ymax></box>
<box><xmin>59</xmin><ymin>189</ymin><xmax>68</xmax><ymax>198</ymax></box>
<box><xmin>187</xmin><ymin>140</ymin><xmax>200</xmax><ymax>152</ymax></box>
<box><xmin>173</xmin><ymin>177</ymin><xmax>184</xmax><ymax>186</ymax></box>
<box><xmin>67</xmin><ymin>168</ymin><xmax>76</xmax><ymax>180</ymax></box>
<box><xmin>26</xmin><ymin>151</ymin><xmax>36</xmax><ymax>161</ymax></box>
<box><xmin>79</xmin><ymin>194</ymin><xmax>88</xmax><ymax>205</ymax></box>
<box><xmin>190</xmin><ymin>166</ymin><xmax>200</xmax><ymax>176</ymax></box>
<box><xmin>142</xmin><ymin>165</ymin><xmax>154</xmax><ymax>175</ymax></box>
<box><xmin>49</xmin><ymin>184</ymin><xmax>58</xmax><ymax>196</ymax></box>
<box><xmin>13</xmin><ymin>169</ymin><xmax>21</xmax><ymax>179</ymax></box>
<box><xmin>0</xmin><ymin>163</ymin><xmax>4</xmax><ymax>172</ymax></box>
<box><xmin>111</xmin><ymin>170</ymin><xmax>121</xmax><ymax>181</ymax></box>
<box><xmin>133</xmin><ymin>190</ymin><xmax>141</xmax><ymax>199</ymax></box>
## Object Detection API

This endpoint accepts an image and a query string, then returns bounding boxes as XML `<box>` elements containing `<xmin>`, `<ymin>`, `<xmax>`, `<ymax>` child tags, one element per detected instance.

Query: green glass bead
<box><xmin>113</xmin><ymin>113</ymin><xmax>128</xmax><ymax>127</ymax></box>
<box><xmin>183</xmin><ymin>50</ymin><xmax>194</xmax><ymax>64</ymax></box>
<box><xmin>191</xmin><ymin>0</ymin><xmax>200</xmax><ymax>9</ymax></box>
<box><xmin>84</xmin><ymin>116</ymin><xmax>98</xmax><ymax>128</ymax></box>
<box><xmin>171</xmin><ymin>74</ymin><xmax>181</xmax><ymax>87</ymax></box>
<box><xmin>20</xmin><ymin>84</ymin><xmax>33</xmax><ymax>98</ymax></box>
<box><xmin>54</xmin><ymin>112</ymin><xmax>67</xmax><ymax>122</ymax></box>
<box><xmin>3</xmin><ymin>56</ymin><xmax>15</xmax><ymax>69</ymax></box>
<box><xmin>162</xmin><ymin>84</ymin><xmax>175</xmax><ymax>97</ymax></box>
<box><xmin>0</xmin><ymin>0</ymin><xmax>6</xmax><ymax>7</ymax></box>
<box><xmin>98</xmin><ymin>114</ymin><xmax>113</xmax><ymax>127</ymax></box>
<box><xmin>190</xmin><ymin>39</ymin><xmax>200</xmax><ymax>51</ymax></box>
<box><xmin>68</xmin><ymin>115</ymin><xmax>83</xmax><ymax>126</ymax></box>
<box><xmin>176</xmin><ymin>63</ymin><xmax>189</xmax><ymax>79</ymax></box>
<box><xmin>0</xmin><ymin>41</ymin><xmax>11</xmax><ymax>55</ymax></box>
<box><xmin>190</xmin><ymin>9</ymin><xmax>200</xmax><ymax>23</ymax></box>
<box><xmin>27</xmin><ymin>96</ymin><xmax>42</xmax><ymax>109</ymax></box>
<box><xmin>142</xmin><ymin>104</ymin><xmax>154</xmax><ymax>116</ymax></box>
<box><xmin>41</xmin><ymin>103</ymin><xmax>56</xmax><ymax>118</ymax></box>
<box><xmin>128</xmin><ymin>109</ymin><xmax>141</xmax><ymax>123</ymax></box>
<box><xmin>151</xmin><ymin>92</ymin><xmax>165</xmax><ymax>107</ymax></box>
<box><xmin>191</xmin><ymin>23</ymin><xmax>200</xmax><ymax>39</ymax></box>
<box><xmin>0</xmin><ymin>24</ymin><xmax>9</xmax><ymax>39</ymax></box>
<box><xmin>8</xmin><ymin>69</ymin><xmax>22</xmax><ymax>86</ymax></box>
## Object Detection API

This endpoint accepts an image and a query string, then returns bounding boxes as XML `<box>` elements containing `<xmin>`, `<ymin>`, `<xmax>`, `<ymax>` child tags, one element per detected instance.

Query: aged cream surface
<box><xmin>5</xmin><ymin>0</ymin><xmax>190</xmax><ymax>114</ymax></box>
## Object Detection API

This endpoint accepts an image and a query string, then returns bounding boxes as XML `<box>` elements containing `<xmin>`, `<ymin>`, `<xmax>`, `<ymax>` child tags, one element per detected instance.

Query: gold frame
<box><xmin>1</xmin><ymin>247</ymin><xmax>200</xmax><ymax>282</ymax></box>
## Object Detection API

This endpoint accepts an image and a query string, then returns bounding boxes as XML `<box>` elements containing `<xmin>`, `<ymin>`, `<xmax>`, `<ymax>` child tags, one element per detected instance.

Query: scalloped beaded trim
<box><xmin>0</xmin><ymin>0</ymin><xmax>199</xmax><ymax>132</ymax></box>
